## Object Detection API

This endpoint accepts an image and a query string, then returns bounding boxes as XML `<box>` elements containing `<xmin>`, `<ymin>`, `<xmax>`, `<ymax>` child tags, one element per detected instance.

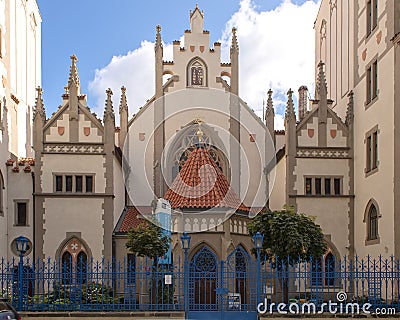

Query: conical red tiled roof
<box><xmin>164</xmin><ymin>147</ymin><xmax>249</xmax><ymax>212</ymax></box>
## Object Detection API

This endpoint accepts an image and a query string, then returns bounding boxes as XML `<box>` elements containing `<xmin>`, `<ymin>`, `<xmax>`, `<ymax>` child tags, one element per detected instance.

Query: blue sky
<box><xmin>37</xmin><ymin>0</ymin><xmax>320</xmax><ymax>126</ymax></box>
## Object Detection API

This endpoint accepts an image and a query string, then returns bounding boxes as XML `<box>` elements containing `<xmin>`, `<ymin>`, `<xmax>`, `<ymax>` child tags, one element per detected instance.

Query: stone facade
<box><xmin>1</xmin><ymin>2</ymin><xmax>399</xmax><ymax>270</ymax></box>
<box><xmin>0</xmin><ymin>0</ymin><xmax>41</xmax><ymax>258</ymax></box>
<box><xmin>314</xmin><ymin>0</ymin><xmax>399</xmax><ymax>259</ymax></box>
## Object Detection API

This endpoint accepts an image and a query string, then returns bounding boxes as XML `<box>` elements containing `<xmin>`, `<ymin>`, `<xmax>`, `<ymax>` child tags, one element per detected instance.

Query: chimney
<box><xmin>298</xmin><ymin>85</ymin><xmax>308</xmax><ymax>121</ymax></box>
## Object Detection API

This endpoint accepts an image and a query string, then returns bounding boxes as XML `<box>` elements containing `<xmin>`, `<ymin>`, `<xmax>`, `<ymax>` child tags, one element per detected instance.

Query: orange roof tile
<box><xmin>164</xmin><ymin>147</ymin><xmax>249</xmax><ymax>212</ymax></box>
<box><xmin>117</xmin><ymin>206</ymin><xmax>151</xmax><ymax>233</ymax></box>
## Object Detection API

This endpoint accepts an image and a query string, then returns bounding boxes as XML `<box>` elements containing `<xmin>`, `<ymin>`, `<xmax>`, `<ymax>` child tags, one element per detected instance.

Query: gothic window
<box><xmin>227</xmin><ymin>246</ymin><xmax>249</xmax><ymax>305</ymax></box>
<box><xmin>368</xmin><ymin>204</ymin><xmax>378</xmax><ymax>240</ymax></box>
<box><xmin>127</xmin><ymin>253</ymin><xmax>136</xmax><ymax>285</ymax></box>
<box><xmin>76</xmin><ymin>251</ymin><xmax>88</xmax><ymax>284</ymax></box>
<box><xmin>190</xmin><ymin>246</ymin><xmax>218</xmax><ymax>308</ymax></box>
<box><xmin>191</xmin><ymin>64</ymin><xmax>203</xmax><ymax>85</ymax></box>
<box><xmin>319</xmin><ymin>20</ymin><xmax>327</xmax><ymax>63</ymax></box>
<box><xmin>310</xmin><ymin>257</ymin><xmax>323</xmax><ymax>286</ymax></box>
<box><xmin>324</xmin><ymin>252</ymin><xmax>335</xmax><ymax>286</ymax></box>
<box><xmin>188</xmin><ymin>59</ymin><xmax>207</xmax><ymax>87</ymax></box>
<box><xmin>171</xmin><ymin>125</ymin><xmax>226</xmax><ymax>180</ymax></box>
<box><xmin>62</xmin><ymin>252</ymin><xmax>72</xmax><ymax>285</ymax></box>
<box><xmin>59</xmin><ymin>237</ymin><xmax>89</xmax><ymax>283</ymax></box>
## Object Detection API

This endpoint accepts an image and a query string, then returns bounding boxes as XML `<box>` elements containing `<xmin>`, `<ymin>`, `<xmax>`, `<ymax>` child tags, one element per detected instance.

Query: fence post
<box><xmin>15</xmin><ymin>236</ymin><xmax>29</xmax><ymax>311</ymax></box>
<box><xmin>18</xmin><ymin>254</ymin><xmax>24</xmax><ymax>311</ymax></box>
<box><xmin>180</xmin><ymin>233</ymin><xmax>191</xmax><ymax>318</ymax></box>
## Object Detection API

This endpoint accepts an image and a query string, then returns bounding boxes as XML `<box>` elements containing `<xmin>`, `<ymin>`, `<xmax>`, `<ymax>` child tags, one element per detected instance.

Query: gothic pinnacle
<box><xmin>34</xmin><ymin>86</ymin><xmax>46</xmax><ymax>122</ymax></box>
<box><xmin>104</xmin><ymin>88</ymin><xmax>115</xmax><ymax>120</ymax></box>
<box><xmin>265</xmin><ymin>89</ymin><xmax>274</xmax><ymax>119</ymax></box>
<box><xmin>155</xmin><ymin>25</ymin><xmax>163</xmax><ymax>49</ymax></box>
<box><xmin>119</xmin><ymin>86</ymin><xmax>128</xmax><ymax>112</ymax></box>
<box><xmin>230</xmin><ymin>27</ymin><xmax>239</xmax><ymax>52</ymax></box>
<box><xmin>316</xmin><ymin>61</ymin><xmax>327</xmax><ymax>99</ymax></box>
<box><xmin>285</xmin><ymin>88</ymin><xmax>296</xmax><ymax>120</ymax></box>
<box><xmin>68</xmin><ymin>54</ymin><xmax>80</xmax><ymax>88</ymax></box>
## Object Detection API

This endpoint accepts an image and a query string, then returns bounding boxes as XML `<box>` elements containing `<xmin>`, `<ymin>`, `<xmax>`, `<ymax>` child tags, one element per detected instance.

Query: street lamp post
<box><xmin>180</xmin><ymin>232</ymin><xmax>191</xmax><ymax>319</ymax></box>
<box><xmin>253</xmin><ymin>232</ymin><xmax>264</xmax><ymax>307</ymax></box>
<box><xmin>15</xmin><ymin>236</ymin><xmax>29</xmax><ymax>311</ymax></box>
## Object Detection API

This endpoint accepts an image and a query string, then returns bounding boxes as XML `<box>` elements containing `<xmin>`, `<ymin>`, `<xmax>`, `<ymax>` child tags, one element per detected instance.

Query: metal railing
<box><xmin>1</xmin><ymin>255</ymin><xmax>400</xmax><ymax>314</ymax></box>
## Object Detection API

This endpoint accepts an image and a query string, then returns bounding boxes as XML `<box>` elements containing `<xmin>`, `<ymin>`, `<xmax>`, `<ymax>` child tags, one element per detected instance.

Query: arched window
<box><xmin>227</xmin><ymin>246</ymin><xmax>249</xmax><ymax>306</ymax></box>
<box><xmin>364</xmin><ymin>200</ymin><xmax>380</xmax><ymax>244</ymax></box>
<box><xmin>62</xmin><ymin>252</ymin><xmax>72</xmax><ymax>285</ymax></box>
<box><xmin>170</xmin><ymin>123</ymin><xmax>228</xmax><ymax>181</ymax></box>
<box><xmin>324</xmin><ymin>252</ymin><xmax>335</xmax><ymax>286</ymax></box>
<box><xmin>191</xmin><ymin>63</ymin><xmax>203</xmax><ymax>85</ymax></box>
<box><xmin>76</xmin><ymin>251</ymin><xmax>87</xmax><ymax>284</ymax></box>
<box><xmin>190</xmin><ymin>245</ymin><xmax>218</xmax><ymax>309</ymax></box>
<box><xmin>368</xmin><ymin>204</ymin><xmax>378</xmax><ymax>240</ymax></box>
<box><xmin>0</xmin><ymin>170</ymin><xmax>4</xmax><ymax>216</ymax></box>
<box><xmin>187</xmin><ymin>58</ymin><xmax>207</xmax><ymax>87</ymax></box>
<box><xmin>310</xmin><ymin>257</ymin><xmax>323</xmax><ymax>286</ymax></box>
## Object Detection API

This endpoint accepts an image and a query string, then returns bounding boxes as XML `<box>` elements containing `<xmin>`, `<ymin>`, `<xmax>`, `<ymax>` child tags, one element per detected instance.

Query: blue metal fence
<box><xmin>1</xmin><ymin>255</ymin><xmax>400</xmax><ymax>316</ymax></box>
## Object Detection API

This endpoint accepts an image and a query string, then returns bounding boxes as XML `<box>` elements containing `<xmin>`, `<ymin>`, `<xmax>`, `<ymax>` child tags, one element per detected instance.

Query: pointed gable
<box><xmin>164</xmin><ymin>147</ymin><xmax>249</xmax><ymax>212</ymax></box>
<box><xmin>43</xmin><ymin>55</ymin><xmax>104</xmax><ymax>144</ymax></box>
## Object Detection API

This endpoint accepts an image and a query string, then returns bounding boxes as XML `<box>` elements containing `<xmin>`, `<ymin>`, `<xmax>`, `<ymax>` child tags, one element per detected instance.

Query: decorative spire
<box><xmin>33</xmin><ymin>86</ymin><xmax>46</xmax><ymax>122</ymax></box>
<box><xmin>68</xmin><ymin>55</ymin><xmax>80</xmax><ymax>89</ymax></box>
<box><xmin>230</xmin><ymin>27</ymin><xmax>239</xmax><ymax>53</ymax></box>
<box><xmin>345</xmin><ymin>90</ymin><xmax>354</xmax><ymax>126</ymax></box>
<box><xmin>196</xmin><ymin>122</ymin><xmax>205</xmax><ymax>144</ymax></box>
<box><xmin>155</xmin><ymin>25</ymin><xmax>163</xmax><ymax>50</ymax></box>
<box><xmin>265</xmin><ymin>89</ymin><xmax>274</xmax><ymax>119</ymax></box>
<box><xmin>104</xmin><ymin>88</ymin><xmax>115</xmax><ymax>120</ymax></box>
<box><xmin>119</xmin><ymin>86</ymin><xmax>128</xmax><ymax>113</ymax></box>
<box><xmin>316</xmin><ymin>61</ymin><xmax>327</xmax><ymax>99</ymax></box>
<box><xmin>285</xmin><ymin>89</ymin><xmax>296</xmax><ymax>121</ymax></box>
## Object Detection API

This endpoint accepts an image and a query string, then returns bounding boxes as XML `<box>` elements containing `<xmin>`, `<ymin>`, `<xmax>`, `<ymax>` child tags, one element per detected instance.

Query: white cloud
<box><xmin>88</xmin><ymin>0</ymin><xmax>320</xmax><ymax>129</ymax></box>
<box><xmin>88</xmin><ymin>41</ymin><xmax>173</xmax><ymax>120</ymax></box>
<box><xmin>220</xmin><ymin>0</ymin><xmax>320</xmax><ymax>128</ymax></box>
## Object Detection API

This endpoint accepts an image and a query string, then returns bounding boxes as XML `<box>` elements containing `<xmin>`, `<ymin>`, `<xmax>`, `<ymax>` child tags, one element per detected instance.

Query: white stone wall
<box><xmin>6</xmin><ymin>170</ymin><xmax>33</xmax><ymax>260</ymax></box>
<box><xmin>43</xmin><ymin>198</ymin><xmax>105</xmax><ymax>261</ymax></box>
<box><xmin>315</xmin><ymin>0</ymin><xmax>395</xmax><ymax>257</ymax></box>
<box><xmin>0</xmin><ymin>0</ymin><xmax>40</xmax><ymax>258</ymax></box>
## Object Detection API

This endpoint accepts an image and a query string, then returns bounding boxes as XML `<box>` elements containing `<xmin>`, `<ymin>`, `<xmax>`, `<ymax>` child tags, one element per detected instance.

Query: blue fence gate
<box><xmin>187</xmin><ymin>246</ymin><xmax>258</xmax><ymax>320</ymax></box>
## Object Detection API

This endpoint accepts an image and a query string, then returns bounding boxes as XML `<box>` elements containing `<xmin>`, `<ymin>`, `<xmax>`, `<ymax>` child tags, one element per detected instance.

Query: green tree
<box><xmin>126</xmin><ymin>219</ymin><xmax>171</xmax><ymax>304</ymax></box>
<box><xmin>248</xmin><ymin>207</ymin><xmax>327</xmax><ymax>302</ymax></box>
<box><xmin>126</xmin><ymin>219</ymin><xmax>170</xmax><ymax>260</ymax></box>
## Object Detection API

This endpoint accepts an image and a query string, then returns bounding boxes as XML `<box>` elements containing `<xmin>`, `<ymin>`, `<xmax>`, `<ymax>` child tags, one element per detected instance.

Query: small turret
<box><xmin>316</xmin><ymin>61</ymin><xmax>328</xmax><ymax>146</ymax></box>
<box><xmin>265</xmin><ymin>89</ymin><xmax>275</xmax><ymax>143</ymax></box>
<box><xmin>68</xmin><ymin>55</ymin><xmax>80</xmax><ymax>121</ymax></box>
<box><xmin>285</xmin><ymin>89</ymin><xmax>296</xmax><ymax>122</ymax></box>
<box><xmin>285</xmin><ymin>89</ymin><xmax>297</xmax><ymax>207</ymax></box>
<box><xmin>230</xmin><ymin>27</ymin><xmax>239</xmax><ymax>95</ymax></box>
<box><xmin>33</xmin><ymin>86</ymin><xmax>46</xmax><ymax>153</ymax></box>
<box><xmin>155</xmin><ymin>25</ymin><xmax>163</xmax><ymax>99</ymax></box>
<box><xmin>119</xmin><ymin>86</ymin><xmax>128</xmax><ymax>148</ymax></box>
<box><xmin>190</xmin><ymin>4</ymin><xmax>204</xmax><ymax>33</ymax></box>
